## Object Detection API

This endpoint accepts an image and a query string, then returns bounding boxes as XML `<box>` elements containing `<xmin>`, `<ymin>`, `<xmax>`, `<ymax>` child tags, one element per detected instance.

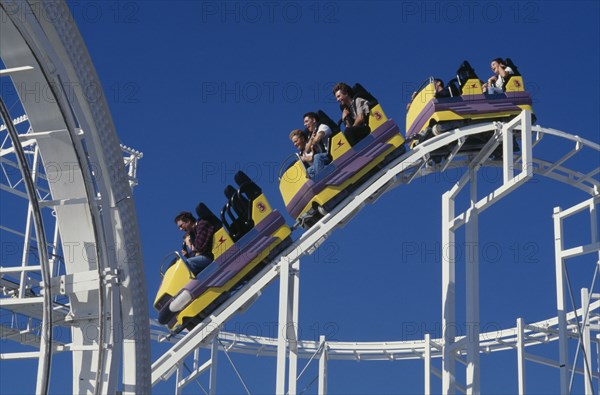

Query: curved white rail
<box><xmin>150</xmin><ymin>115</ymin><xmax>600</xmax><ymax>389</ymax></box>
<box><xmin>0</xmin><ymin>1</ymin><xmax>150</xmax><ymax>393</ymax></box>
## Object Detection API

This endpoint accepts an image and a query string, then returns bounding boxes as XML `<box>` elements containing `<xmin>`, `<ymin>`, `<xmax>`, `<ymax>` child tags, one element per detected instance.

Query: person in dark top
<box><xmin>174</xmin><ymin>211</ymin><xmax>215</xmax><ymax>276</ymax></box>
<box><xmin>407</xmin><ymin>78</ymin><xmax>452</xmax><ymax>110</ymax></box>
<box><xmin>332</xmin><ymin>82</ymin><xmax>371</xmax><ymax>146</ymax></box>
<box><xmin>433</xmin><ymin>78</ymin><xmax>451</xmax><ymax>98</ymax></box>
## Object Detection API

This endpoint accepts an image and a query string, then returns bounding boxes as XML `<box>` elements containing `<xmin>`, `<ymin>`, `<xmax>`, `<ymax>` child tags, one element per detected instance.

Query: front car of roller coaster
<box><xmin>1</xmin><ymin>1</ymin><xmax>599</xmax><ymax>394</ymax></box>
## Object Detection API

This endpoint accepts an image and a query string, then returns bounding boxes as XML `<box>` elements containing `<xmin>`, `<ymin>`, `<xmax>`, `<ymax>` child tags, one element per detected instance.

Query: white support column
<box><xmin>519</xmin><ymin>110</ymin><xmax>533</xmax><ymax>176</ymax></box>
<box><xmin>596</xmin><ymin>334</ymin><xmax>600</xmax><ymax>391</ymax></box>
<box><xmin>502</xmin><ymin>124</ymin><xmax>514</xmax><ymax>183</ymax></box>
<box><xmin>592</xmin><ymin>201</ymin><xmax>600</xmax><ymax>393</ymax></box>
<box><xmin>442</xmin><ymin>191</ymin><xmax>456</xmax><ymax>395</ymax></box>
<box><xmin>19</xmin><ymin>145</ymin><xmax>40</xmax><ymax>298</ymax></box>
<box><xmin>581</xmin><ymin>288</ymin><xmax>593</xmax><ymax>395</ymax></box>
<box><xmin>465</xmin><ymin>168</ymin><xmax>480</xmax><ymax>395</ymax></box>
<box><xmin>591</xmin><ymin>199</ymin><xmax>600</xmax><ymax>286</ymax></box>
<box><xmin>209</xmin><ymin>335</ymin><xmax>219</xmax><ymax>395</ymax></box>
<box><xmin>425</xmin><ymin>333</ymin><xmax>431</xmax><ymax>395</ymax></box>
<box><xmin>288</xmin><ymin>260</ymin><xmax>301</xmax><ymax>395</ymax></box>
<box><xmin>276</xmin><ymin>258</ymin><xmax>292</xmax><ymax>395</ymax></box>
<box><xmin>553</xmin><ymin>206</ymin><xmax>570</xmax><ymax>394</ymax></box>
<box><xmin>318</xmin><ymin>336</ymin><xmax>328</xmax><ymax>395</ymax></box>
<box><xmin>174</xmin><ymin>364</ymin><xmax>182</xmax><ymax>395</ymax></box>
<box><xmin>516</xmin><ymin>318</ymin><xmax>526</xmax><ymax>395</ymax></box>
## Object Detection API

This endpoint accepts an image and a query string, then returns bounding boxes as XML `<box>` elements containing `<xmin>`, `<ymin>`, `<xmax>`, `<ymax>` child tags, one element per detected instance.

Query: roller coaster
<box><xmin>1</xmin><ymin>2</ymin><xmax>599</xmax><ymax>394</ymax></box>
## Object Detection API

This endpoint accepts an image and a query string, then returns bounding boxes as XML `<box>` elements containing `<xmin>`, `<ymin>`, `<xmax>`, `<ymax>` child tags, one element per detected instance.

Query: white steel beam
<box><xmin>0</xmin><ymin>266</ymin><xmax>42</xmax><ymax>273</ymax></box>
<box><xmin>1</xmin><ymin>351</ymin><xmax>41</xmax><ymax>359</ymax></box>
<box><xmin>581</xmin><ymin>288</ymin><xmax>593</xmax><ymax>394</ymax></box>
<box><xmin>288</xmin><ymin>261</ymin><xmax>300</xmax><ymax>395</ymax></box>
<box><xmin>0</xmin><ymin>65</ymin><xmax>33</xmax><ymax>75</ymax></box>
<box><xmin>465</xmin><ymin>167</ymin><xmax>480</xmax><ymax>395</ymax></box>
<box><xmin>502</xmin><ymin>123</ymin><xmax>515</xmax><ymax>182</ymax></box>
<box><xmin>553</xmin><ymin>206</ymin><xmax>571</xmax><ymax>394</ymax></box>
<box><xmin>318</xmin><ymin>336</ymin><xmax>327</xmax><ymax>395</ymax></box>
<box><xmin>517</xmin><ymin>318</ymin><xmax>526</xmax><ymax>395</ymax></box>
<box><xmin>209</xmin><ymin>336</ymin><xmax>219</xmax><ymax>395</ymax></box>
<box><xmin>0</xmin><ymin>183</ymin><xmax>29</xmax><ymax>199</ymax></box>
<box><xmin>561</xmin><ymin>242</ymin><xmax>600</xmax><ymax>259</ymax></box>
<box><xmin>174</xmin><ymin>364</ymin><xmax>183</xmax><ymax>395</ymax></box>
<box><xmin>597</xmin><ymin>334</ymin><xmax>600</xmax><ymax>391</ymax></box>
<box><xmin>19</xmin><ymin>145</ymin><xmax>40</xmax><ymax>300</ymax></box>
<box><xmin>541</xmin><ymin>142</ymin><xmax>583</xmax><ymax>176</ymax></box>
<box><xmin>425</xmin><ymin>333</ymin><xmax>431</xmax><ymax>394</ymax></box>
<box><xmin>276</xmin><ymin>258</ymin><xmax>292</xmax><ymax>394</ymax></box>
<box><xmin>442</xmin><ymin>190</ymin><xmax>456</xmax><ymax>395</ymax></box>
<box><xmin>177</xmin><ymin>358</ymin><xmax>212</xmax><ymax>389</ymax></box>
<box><xmin>151</xmin><ymin>299</ymin><xmax>600</xmax><ymax>363</ymax></box>
<box><xmin>0</xmin><ymin>296</ymin><xmax>44</xmax><ymax>306</ymax></box>
<box><xmin>151</xmin><ymin>263</ymin><xmax>281</xmax><ymax>384</ymax></box>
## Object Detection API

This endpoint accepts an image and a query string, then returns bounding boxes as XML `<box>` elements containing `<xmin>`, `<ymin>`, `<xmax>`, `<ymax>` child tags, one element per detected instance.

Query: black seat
<box><xmin>352</xmin><ymin>83</ymin><xmax>379</xmax><ymax>109</ymax></box>
<box><xmin>445</xmin><ymin>78</ymin><xmax>460</xmax><ymax>97</ymax></box>
<box><xmin>505</xmin><ymin>58</ymin><xmax>521</xmax><ymax>76</ymax></box>
<box><xmin>456</xmin><ymin>61</ymin><xmax>479</xmax><ymax>94</ymax></box>
<box><xmin>232</xmin><ymin>172</ymin><xmax>260</xmax><ymax>230</ymax></box>
<box><xmin>220</xmin><ymin>172</ymin><xmax>262</xmax><ymax>242</ymax></box>
<box><xmin>317</xmin><ymin>110</ymin><xmax>341</xmax><ymax>135</ymax></box>
<box><xmin>316</xmin><ymin>110</ymin><xmax>340</xmax><ymax>159</ymax></box>
<box><xmin>234</xmin><ymin>171</ymin><xmax>262</xmax><ymax>203</ymax></box>
<box><xmin>503</xmin><ymin>58</ymin><xmax>521</xmax><ymax>90</ymax></box>
<box><xmin>221</xmin><ymin>185</ymin><xmax>243</xmax><ymax>241</ymax></box>
<box><xmin>195</xmin><ymin>202</ymin><xmax>223</xmax><ymax>230</ymax></box>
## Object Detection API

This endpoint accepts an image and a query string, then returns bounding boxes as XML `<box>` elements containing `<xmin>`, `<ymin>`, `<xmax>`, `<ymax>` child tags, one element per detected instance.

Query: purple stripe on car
<box><xmin>406</xmin><ymin>92</ymin><xmax>533</xmax><ymax>139</ymax></box>
<box><xmin>286</xmin><ymin>120</ymin><xmax>401</xmax><ymax>217</ymax></box>
<box><xmin>183</xmin><ymin>211</ymin><xmax>286</xmax><ymax>298</ymax></box>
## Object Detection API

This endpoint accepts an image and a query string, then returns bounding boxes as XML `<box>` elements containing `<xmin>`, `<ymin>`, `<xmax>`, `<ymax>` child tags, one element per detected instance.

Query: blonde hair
<box><xmin>289</xmin><ymin>129</ymin><xmax>306</xmax><ymax>140</ymax></box>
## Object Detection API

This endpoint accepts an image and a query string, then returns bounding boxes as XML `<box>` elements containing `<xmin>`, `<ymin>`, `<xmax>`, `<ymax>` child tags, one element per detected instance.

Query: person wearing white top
<box><xmin>482</xmin><ymin>58</ymin><xmax>514</xmax><ymax>94</ymax></box>
<box><xmin>303</xmin><ymin>112</ymin><xmax>332</xmax><ymax>177</ymax></box>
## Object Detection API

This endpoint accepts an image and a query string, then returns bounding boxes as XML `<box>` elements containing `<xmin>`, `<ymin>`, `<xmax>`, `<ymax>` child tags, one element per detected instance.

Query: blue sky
<box><xmin>3</xmin><ymin>1</ymin><xmax>600</xmax><ymax>394</ymax></box>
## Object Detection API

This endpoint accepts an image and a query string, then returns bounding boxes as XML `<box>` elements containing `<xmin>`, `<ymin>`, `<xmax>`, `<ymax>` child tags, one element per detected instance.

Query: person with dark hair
<box><xmin>408</xmin><ymin>78</ymin><xmax>451</xmax><ymax>110</ymax></box>
<box><xmin>303</xmin><ymin>112</ymin><xmax>332</xmax><ymax>176</ymax></box>
<box><xmin>332</xmin><ymin>82</ymin><xmax>370</xmax><ymax>146</ymax></box>
<box><xmin>482</xmin><ymin>58</ymin><xmax>514</xmax><ymax>94</ymax></box>
<box><xmin>433</xmin><ymin>78</ymin><xmax>451</xmax><ymax>98</ymax></box>
<box><xmin>174</xmin><ymin>211</ymin><xmax>215</xmax><ymax>275</ymax></box>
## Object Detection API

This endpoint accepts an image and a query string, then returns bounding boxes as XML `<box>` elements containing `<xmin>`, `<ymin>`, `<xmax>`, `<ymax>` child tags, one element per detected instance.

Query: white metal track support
<box><xmin>425</xmin><ymin>333</ymin><xmax>432</xmax><ymax>394</ymax></box>
<box><xmin>517</xmin><ymin>318</ymin><xmax>526</xmax><ymax>394</ymax></box>
<box><xmin>582</xmin><ymin>288</ymin><xmax>593</xmax><ymax>394</ymax></box>
<box><xmin>442</xmin><ymin>188</ymin><xmax>457</xmax><ymax>395</ymax></box>
<box><xmin>19</xmin><ymin>145</ymin><xmax>40</xmax><ymax>299</ymax></box>
<box><xmin>210</xmin><ymin>336</ymin><xmax>219</xmax><ymax>395</ymax></box>
<box><xmin>288</xmin><ymin>260</ymin><xmax>300</xmax><ymax>395</ymax></box>
<box><xmin>318</xmin><ymin>336</ymin><xmax>327</xmax><ymax>395</ymax></box>
<box><xmin>174</xmin><ymin>364</ymin><xmax>182</xmax><ymax>395</ymax></box>
<box><xmin>553</xmin><ymin>195</ymin><xmax>600</xmax><ymax>394</ymax></box>
<box><xmin>442</xmin><ymin>112</ymin><xmax>534</xmax><ymax>395</ymax></box>
<box><xmin>146</xmin><ymin>112</ymin><xmax>600</xmax><ymax>393</ymax></box>
<box><xmin>276</xmin><ymin>258</ymin><xmax>292</xmax><ymax>394</ymax></box>
<box><xmin>0</xmin><ymin>95</ymin><xmax>52</xmax><ymax>395</ymax></box>
<box><xmin>553</xmin><ymin>205</ymin><xmax>571</xmax><ymax>395</ymax></box>
<box><xmin>441</xmin><ymin>140</ymin><xmax>486</xmax><ymax>395</ymax></box>
<box><xmin>597</xmin><ymin>334</ymin><xmax>600</xmax><ymax>391</ymax></box>
<box><xmin>465</xmin><ymin>166</ymin><xmax>480</xmax><ymax>395</ymax></box>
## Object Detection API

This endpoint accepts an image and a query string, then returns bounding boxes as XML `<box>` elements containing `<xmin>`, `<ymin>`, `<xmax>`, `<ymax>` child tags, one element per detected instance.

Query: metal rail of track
<box><xmin>151</xmin><ymin>300</ymin><xmax>600</xmax><ymax>361</ymax></box>
<box><xmin>151</xmin><ymin>115</ymin><xmax>600</xmax><ymax>384</ymax></box>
